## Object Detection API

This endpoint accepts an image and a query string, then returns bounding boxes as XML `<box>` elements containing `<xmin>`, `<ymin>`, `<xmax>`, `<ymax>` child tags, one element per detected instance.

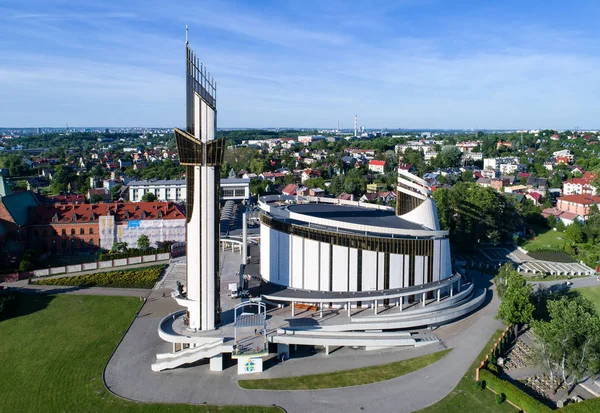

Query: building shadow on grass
<box><xmin>0</xmin><ymin>291</ymin><xmax>54</xmax><ymax>322</ymax></box>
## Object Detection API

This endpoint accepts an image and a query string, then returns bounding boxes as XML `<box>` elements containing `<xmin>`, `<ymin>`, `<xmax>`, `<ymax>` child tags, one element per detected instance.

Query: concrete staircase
<box><xmin>151</xmin><ymin>338</ymin><xmax>230</xmax><ymax>372</ymax></box>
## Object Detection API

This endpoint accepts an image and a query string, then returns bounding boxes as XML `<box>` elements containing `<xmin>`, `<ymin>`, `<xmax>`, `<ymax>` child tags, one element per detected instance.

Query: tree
<box><xmin>565</xmin><ymin>222</ymin><xmax>584</xmax><ymax>243</ymax></box>
<box><xmin>111</xmin><ymin>242</ymin><xmax>128</xmax><ymax>253</ymax></box>
<box><xmin>141</xmin><ymin>192</ymin><xmax>157</xmax><ymax>202</ymax></box>
<box><xmin>493</xmin><ymin>263</ymin><xmax>516</xmax><ymax>299</ymax></box>
<box><xmin>90</xmin><ymin>194</ymin><xmax>103</xmax><ymax>204</ymax></box>
<box><xmin>533</xmin><ymin>296</ymin><xmax>600</xmax><ymax>392</ymax></box>
<box><xmin>496</xmin><ymin>271</ymin><xmax>534</xmax><ymax>337</ymax></box>
<box><xmin>249</xmin><ymin>158</ymin><xmax>265</xmax><ymax>175</ymax></box>
<box><xmin>50</xmin><ymin>165</ymin><xmax>75</xmax><ymax>193</ymax></box>
<box><xmin>461</xmin><ymin>170</ymin><xmax>474</xmax><ymax>182</ymax></box>
<box><xmin>304</xmin><ymin>177</ymin><xmax>325</xmax><ymax>189</ymax></box>
<box><xmin>137</xmin><ymin>235</ymin><xmax>150</xmax><ymax>250</ymax></box>
<box><xmin>0</xmin><ymin>154</ymin><xmax>27</xmax><ymax>176</ymax></box>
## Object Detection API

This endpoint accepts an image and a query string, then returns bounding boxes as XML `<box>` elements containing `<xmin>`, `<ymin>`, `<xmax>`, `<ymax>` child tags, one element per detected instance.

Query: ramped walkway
<box><xmin>104</xmin><ymin>271</ymin><xmax>505</xmax><ymax>413</ymax></box>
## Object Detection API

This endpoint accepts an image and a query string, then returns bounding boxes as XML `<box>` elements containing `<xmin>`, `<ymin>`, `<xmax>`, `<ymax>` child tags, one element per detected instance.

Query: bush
<box><xmin>98</xmin><ymin>248</ymin><xmax>169</xmax><ymax>262</ymax></box>
<box><xmin>31</xmin><ymin>265</ymin><xmax>167</xmax><ymax>289</ymax></box>
<box><xmin>479</xmin><ymin>369</ymin><xmax>551</xmax><ymax>413</ymax></box>
<box><xmin>495</xmin><ymin>393</ymin><xmax>506</xmax><ymax>404</ymax></box>
<box><xmin>487</xmin><ymin>363</ymin><xmax>499</xmax><ymax>374</ymax></box>
<box><xmin>475</xmin><ymin>380</ymin><xmax>485</xmax><ymax>390</ymax></box>
<box><xmin>0</xmin><ymin>293</ymin><xmax>18</xmax><ymax>320</ymax></box>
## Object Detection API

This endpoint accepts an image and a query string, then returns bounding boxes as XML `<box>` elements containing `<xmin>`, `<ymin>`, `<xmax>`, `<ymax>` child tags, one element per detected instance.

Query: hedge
<box><xmin>527</xmin><ymin>249</ymin><xmax>575</xmax><ymax>263</ymax></box>
<box><xmin>98</xmin><ymin>248</ymin><xmax>170</xmax><ymax>261</ymax></box>
<box><xmin>31</xmin><ymin>265</ymin><xmax>166</xmax><ymax>289</ymax></box>
<box><xmin>479</xmin><ymin>369</ymin><xmax>552</xmax><ymax>413</ymax></box>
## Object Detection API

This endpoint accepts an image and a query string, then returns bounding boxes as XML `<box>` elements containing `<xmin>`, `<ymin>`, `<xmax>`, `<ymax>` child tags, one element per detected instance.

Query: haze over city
<box><xmin>2</xmin><ymin>0</ymin><xmax>600</xmax><ymax>129</ymax></box>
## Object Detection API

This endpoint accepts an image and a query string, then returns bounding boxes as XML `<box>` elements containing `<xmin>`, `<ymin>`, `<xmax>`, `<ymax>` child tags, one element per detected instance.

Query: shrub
<box><xmin>31</xmin><ymin>265</ymin><xmax>166</xmax><ymax>289</ymax></box>
<box><xmin>0</xmin><ymin>293</ymin><xmax>18</xmax><ymax>320</ymax></box>
<box><xmin>495</xmin><ymin>393</ymin><xmax>506</xmax><ymax>404</ymax></box>
<box><xmin>479</xmin><ymin>369</ymin><xmax>551</xmax><ymax>413</ymax></box>
<box><xmin>487</xmin><ymin>363</ymin><xmax>499</xmax><ymax>375</ymax></box>
<box><xmin>475</xmin><ymin>380</ymin><xmax>485</xmax><ymax>390</ymax></box>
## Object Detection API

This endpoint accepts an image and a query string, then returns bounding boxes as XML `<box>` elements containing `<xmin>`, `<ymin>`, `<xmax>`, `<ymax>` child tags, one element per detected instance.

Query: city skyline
<box><xmin>2</xmin><ymin>0</ymin><xmax>600</xmax><ymax>129</ymax></box>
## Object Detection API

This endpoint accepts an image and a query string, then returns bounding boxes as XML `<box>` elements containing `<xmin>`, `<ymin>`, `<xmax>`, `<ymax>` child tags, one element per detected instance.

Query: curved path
<box><xmin>104</xmin><ymin>272</ymin><xmax>504</xmax><ymax>413</ymax></box>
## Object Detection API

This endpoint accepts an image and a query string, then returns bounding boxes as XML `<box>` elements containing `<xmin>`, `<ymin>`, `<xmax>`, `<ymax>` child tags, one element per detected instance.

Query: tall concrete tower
<box><xmin>173</xmin><ymin>34</ymin><xmax>224</xmax><ymax>331</ymax></box>
<box><xmin>354</xmin><ymin>114</ymin><xmax>358</xmax><ymax>137</ymax></box>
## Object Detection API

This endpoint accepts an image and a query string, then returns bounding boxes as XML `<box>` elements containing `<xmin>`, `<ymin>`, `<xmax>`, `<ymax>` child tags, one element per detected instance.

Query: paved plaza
<box><xmin>103</xmin><ymin>250</ymin><xmax>504</xmax><ymax>413</ymax></box>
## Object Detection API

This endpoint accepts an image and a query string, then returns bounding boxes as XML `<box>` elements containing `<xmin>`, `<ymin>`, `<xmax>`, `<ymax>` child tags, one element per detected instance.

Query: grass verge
<box><xmin>0</xmin><ymin>293</ymin><xmax>281</xmax><ymax>413</ymax></box>
<box><xmin>239</xmin><ymin>348</ymin><xmax>451</xmax><ymax>390</ymax></box>
<box><xmin>416</xmin><ymin>329</ymin><xmax>518</xmax><ymax>413</ymax></box>
<box><xmin>31</xmin><ymin>265</ymin><xmax>166</xmax><ymax>289</ymax></box>
<box><xmin>574</xmin><ymin>286</ymin><xmax>600</xmax><ymax>314</ymax></box>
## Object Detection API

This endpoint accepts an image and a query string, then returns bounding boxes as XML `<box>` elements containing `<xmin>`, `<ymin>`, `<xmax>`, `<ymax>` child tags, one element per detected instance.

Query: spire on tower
<box><xmin>186</xmin><ymin>25</ymin><xmax>189</xmax><ymax>45</ymax></box>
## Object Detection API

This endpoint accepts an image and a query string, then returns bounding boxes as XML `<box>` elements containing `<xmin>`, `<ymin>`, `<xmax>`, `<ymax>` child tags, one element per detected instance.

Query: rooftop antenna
<box><xmin>186</xmin><ymin>25</ymin><xmax>189</xmax><ymax>45</ymax></box>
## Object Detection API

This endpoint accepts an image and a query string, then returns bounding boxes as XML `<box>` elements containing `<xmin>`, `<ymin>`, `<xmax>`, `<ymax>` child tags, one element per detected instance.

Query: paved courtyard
<box><xmin>104</xmin><ymin>250</ymin><xmax>504</xmax><ymax>413</ymax></box>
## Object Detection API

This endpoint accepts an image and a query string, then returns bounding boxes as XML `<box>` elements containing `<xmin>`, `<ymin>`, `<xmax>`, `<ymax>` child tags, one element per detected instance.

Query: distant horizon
<box><xmin>1</xmin><ymin>126</ymin><xmax>599</xmax><ymax>132</ymax></box>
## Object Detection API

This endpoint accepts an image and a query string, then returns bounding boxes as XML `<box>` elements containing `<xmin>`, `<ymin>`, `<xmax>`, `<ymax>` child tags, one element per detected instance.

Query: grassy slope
<box><xmin>417</xmin><ymin>329</ymin><xmax>518</xmax><ymax>413</ymax></box>
<box><xmin>239</xmin><ymin>349</ymin><xmax>451</xmax><ymax>390</ymax></box>
<box><xmin>521</xmin><ymin>228</ymin><xmax>567</xmax><ymax>251</ymax></box>
<box><xmin>0</xmin><ymin>294</ymin><xmax>279</xmax><ymax>413</ymax></box>
<box><xmin>577</xmin><ymin>286</ymin><xmax>600</xmax><ymax>314</ymax></box>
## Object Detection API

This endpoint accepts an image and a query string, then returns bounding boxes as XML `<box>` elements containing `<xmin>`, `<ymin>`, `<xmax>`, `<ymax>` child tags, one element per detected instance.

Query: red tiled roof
<box><xmin>31</xmin><ymin>202</ymin><xmax>185</xmax><ymax>225</ymax></box>
<box><xmin>282</xmin><ymin>184</ymin><xmax>298</xmax><ymax>195</ymax></box>
<box><xmin>527</xmin><ymin>192</ymin><xmax>542</xmax><ymax>201</ymax></box>
<box><xmin>369</xmin><ymin>160</ymin><xmax>386</xmax><ymax>166</ymax></box>
<box><xmin>558</xmin><ymin>194</ymin><xmax>600</xmax><ymax>205</ymax></box>
<box><xmin>559</xmin><ymin>211</ymin><xmax>578</xmax><ymax>220</ymax></box>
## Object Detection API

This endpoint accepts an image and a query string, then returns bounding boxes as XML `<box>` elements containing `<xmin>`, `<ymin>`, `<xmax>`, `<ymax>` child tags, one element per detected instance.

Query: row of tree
<box><xmin>494</xmin><ymin>264</ymin><xmax>600</xmax><ymax>392</ymax></box>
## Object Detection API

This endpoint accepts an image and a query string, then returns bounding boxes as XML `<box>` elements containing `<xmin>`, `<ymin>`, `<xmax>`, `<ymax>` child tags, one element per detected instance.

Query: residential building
<box><xmin>556</xmin><ymin>194</ymin><xmax>600</xmax><ymax>219</ymax></box>
<box><xmin>563</xmin><ymin>172</ymin><xmax>597</xmax><ymax>196</ymax></box>
<box><xmin>368</xmin><ymin>160</ymin><xmax>386</xmax><ymax>174</ymax></box>
<box><xmin>297</xmin><ymin>135</ymin><xmax>325</xmax><ymax>145</ymax></box>
<box><xmin>128</xmin><ymin>178</ymin><xmax>250</xmax><ymax>203</ymax></box>
<box><xmin>542</xmin><ymin>208</ymin><xmax>579</xmax><ymax>225</ymax></box>
<box><xmin>88</xmin><ymin>188</ymin><xmax>111</xmax><ymax>203</ymax></box>
<box><xmin>526</xmin><ymin>192</ymin><xmax>543</xmax><ymax>206</ymax></box>
<box><xmin>301</xmin><ymin>169</ymin><xmax>321</xmax><ymax>183</ymax></box>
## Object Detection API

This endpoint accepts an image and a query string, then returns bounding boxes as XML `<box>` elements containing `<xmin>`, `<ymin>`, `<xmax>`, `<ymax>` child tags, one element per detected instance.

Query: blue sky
<box><xmin>1</xmin><ymin>0</ymin><xmax>600</xmax><ymax>129</ymax></box>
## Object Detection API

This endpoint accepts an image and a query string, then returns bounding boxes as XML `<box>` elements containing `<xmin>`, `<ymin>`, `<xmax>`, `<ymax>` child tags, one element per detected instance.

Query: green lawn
<box><xmin>239</xmin><ymin>349</ymin><xmax>451</xmax><ymax>390</ymax></box>
<box><xmin>576</xmin><ymin>286</ymin><xmax>600</xmax><ymax>314</ymax></box>
<box><xmin>417</xmin><ymin>329</ymin><xmax>518</xmax><ymax>413</ymax></box>
<box><xmin>0</xmin><ymin>294</ymin><xmax>280</xmax><ymax>413</ymax></box>
<box><xmin>521</xmin><ymin>228</ymin><xmax>568</xmax><ymax>251</ymax></box>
